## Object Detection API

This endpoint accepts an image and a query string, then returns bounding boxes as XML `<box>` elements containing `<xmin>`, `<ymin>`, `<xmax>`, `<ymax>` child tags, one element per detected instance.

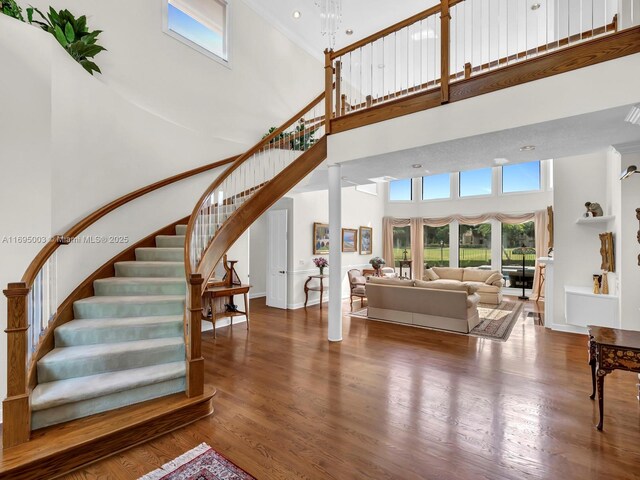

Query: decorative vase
<box><xmin>602</xmin><ymin>271</ymin><xmax>609</xmax><ymax>295</ymax></box>
<box><xmin>319</xmin><ymin>267</ymin><xmax>325</xmax><ymax>275</ymax></box>
<box><xmin>373</xmin><ymin>265</ymin><xmax>381</xmax><ymax>276</ymax></box>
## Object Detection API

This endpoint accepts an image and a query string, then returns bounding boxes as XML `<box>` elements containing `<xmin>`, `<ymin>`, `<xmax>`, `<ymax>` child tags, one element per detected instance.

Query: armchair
<box><xmin>347</xmin><ymin>269</ymin><xmax>367</xmax><ymax>308</ymax></box>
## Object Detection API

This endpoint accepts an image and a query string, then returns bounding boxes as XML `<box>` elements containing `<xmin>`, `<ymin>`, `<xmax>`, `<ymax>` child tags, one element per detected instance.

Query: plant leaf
<box><xmin>64</xmin><ymin>21</ymin><xmax>75</xmax><ymax>42</ymax></box>
<box><xmin>53</xmin><ymin>24</ymin><xmax>68</xmax><ymax>47</ymax></box>
<box><xmin>80</xmin><ymin>59</ymin><xmax>100</xmax><ymax>75</ymax></box>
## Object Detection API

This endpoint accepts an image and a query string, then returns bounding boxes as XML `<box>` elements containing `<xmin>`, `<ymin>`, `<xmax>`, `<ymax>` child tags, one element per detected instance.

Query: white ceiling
<box><xmin>291</xmin><ymin>103</ymin><xmax>640</xmax><ymax>192</ymax></box>
<box><xmin>243</xmin><ymin>0</ymin><xmax>438</xmax><ymax>60</ymax></box>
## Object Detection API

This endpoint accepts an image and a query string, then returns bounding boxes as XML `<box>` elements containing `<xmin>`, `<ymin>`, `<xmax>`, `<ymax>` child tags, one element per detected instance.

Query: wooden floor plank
<box><xmin>60</xmin><ymin>298</ymin><xmax>640</xmax><ymax>480</ymax></box>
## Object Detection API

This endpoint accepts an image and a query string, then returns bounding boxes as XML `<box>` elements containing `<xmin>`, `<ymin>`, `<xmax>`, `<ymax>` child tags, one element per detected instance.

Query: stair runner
<box><xmin>30</xmin><ymin>225</ymin><xmax>189</xmax><ymax>429</ymax></box>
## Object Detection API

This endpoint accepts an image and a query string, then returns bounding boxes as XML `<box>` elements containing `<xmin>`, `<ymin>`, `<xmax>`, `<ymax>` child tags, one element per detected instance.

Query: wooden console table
<box><xmin>203</xmin><ymin>284</ymin><xmax>251</xmax><ymax>338</ymax></box>
<box><xmin>588</xmin><ymin>325</ymin><xmax>640</xmax><ymax>430</ymax></box>
<box><xmin>304</xmin><ymin>274</ymin><xmax>328</xmax><ymax>309</ymax></box>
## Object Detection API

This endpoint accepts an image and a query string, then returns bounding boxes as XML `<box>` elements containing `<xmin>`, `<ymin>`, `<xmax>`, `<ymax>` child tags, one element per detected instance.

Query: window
<box><xmin>459</xmin><ymin>168</ymin><xmax>492</xmax><ymax>197</ymax></box>
<box><xmin>166</xmin><ymin>0</ymin><xmax>228</xmax><ymax>62</ymax></box>
<box><xmin>392</xmin><ymin>226</ymin><xmax>411</xmax><ymax>268</ymax></box>
<box><xmin>501</xmin><ymin>222</ymin><xmax>535</xmax><ymax>288</ymax></box>
<box><xmin>424</xmin><ymin>225</ymin><xmax>450</xmax><ymax>267</ymax></box>
<box><xmin>502</xmin><ymin>161</ymin><xmax>541</xmax><ymax>193</ymax></box>
<box><xmin>389</xmin><ymin>179</ymin><xmax>412</xmax><ymax>201</ymax></box>
<box><xmin>458</xmin><ymin>224</ymin><xmax>491</xmax><ymax>268</ymax></box>
<box><xmin>422</xmin><ymin>173</ymin><xmax>450</xmax><ymax>200</ymax></box>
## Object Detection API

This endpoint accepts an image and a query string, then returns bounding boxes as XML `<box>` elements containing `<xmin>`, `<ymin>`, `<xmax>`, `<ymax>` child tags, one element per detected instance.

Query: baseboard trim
<box><xmin>249</xmin><ymin>292</ymin><xmax>266</xmax><ymax>299</ymax></box>
<box><xmin>549</xmin><ymin>323</ymin><xmax>588</xmax><ymax>335</ymax></box>
<box><xmin>287</xmin><ymin>293</ymin><xmax>350</xmax><ymax>310</ymax></box>
<box><xmin>0</xmin><ymin>386</ymin><xmax>216</xmax><ymax>479</ymax></box>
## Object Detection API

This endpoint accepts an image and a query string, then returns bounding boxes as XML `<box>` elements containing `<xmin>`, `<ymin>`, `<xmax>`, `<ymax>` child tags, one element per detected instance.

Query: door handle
<box><xmin>279</xmin><ymin>271</ymin><xmax>286</xmax><ymax>274</ymax></box>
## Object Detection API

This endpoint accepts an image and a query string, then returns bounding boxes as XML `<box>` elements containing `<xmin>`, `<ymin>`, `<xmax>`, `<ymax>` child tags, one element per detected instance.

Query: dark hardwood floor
<box><xmin>62</xmin><ymin>297</ymin><xmax>640</xmax><ymax>480</ymax></box>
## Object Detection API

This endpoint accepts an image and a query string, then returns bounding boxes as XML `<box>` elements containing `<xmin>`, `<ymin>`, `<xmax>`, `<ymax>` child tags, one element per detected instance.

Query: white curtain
<box><xmin>532</xmin><ymin>209</ymin><xmax>549</xmax><ymax>299</ymax></box>
<box><xmin>382</xmin><ymin>217</ymin><xmax>410</xmax><ymax>269</ymax></box>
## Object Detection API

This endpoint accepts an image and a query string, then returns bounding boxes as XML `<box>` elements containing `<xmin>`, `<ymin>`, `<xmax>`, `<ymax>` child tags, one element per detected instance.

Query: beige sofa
<box><xmin>425</xmin><ymin>267</ymin><xmax>504</xmax><ymax>305</ymax></box>
<box><xmin>365</xmin><ymin>277</ymin><xmax>481</xmax><ymax>333</ymax></box>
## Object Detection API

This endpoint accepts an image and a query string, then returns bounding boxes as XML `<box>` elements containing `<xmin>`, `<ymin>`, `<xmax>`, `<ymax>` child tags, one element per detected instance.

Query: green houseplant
<box><xmin>28</xmin><ymin>6</ymin><xmax>105</xmax><ymax>75</ymax></box>
<box><xmin>262</xmin><ymin>120</ymin><xmax>317</xmax><ymax>152</ymax></box>
<box><xmin>1</xmin><ymin>0</ymin><xmax>25</xmax><ymax>20</ymax></box>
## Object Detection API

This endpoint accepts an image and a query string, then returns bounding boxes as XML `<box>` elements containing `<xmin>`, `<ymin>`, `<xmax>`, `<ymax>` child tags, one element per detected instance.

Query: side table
<box><xmin>304</xmin><ymin>274</ymin><xmax>328</xmax><ymax>308</ymax></box>
<box><xmin>203</xmin><ymin>284</ymin><xmax>251</xmax><ymax>338</ymax></box>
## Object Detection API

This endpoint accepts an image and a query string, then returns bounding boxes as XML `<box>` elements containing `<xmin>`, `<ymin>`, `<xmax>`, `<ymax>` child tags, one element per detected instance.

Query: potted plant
<box><xmin>313</xmin><ymin>257</ymin><xmax>328</xmax><ymax>275</ymax></box>
<box><xmin>369</xmin><ymin>256</ymin><xmax>385</xmax><ymax>276</ymax></box>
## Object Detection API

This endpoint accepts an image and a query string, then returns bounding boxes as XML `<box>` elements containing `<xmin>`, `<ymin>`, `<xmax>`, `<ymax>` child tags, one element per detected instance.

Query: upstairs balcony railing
<box><xmin>325</xmin><ymin>0</ymin><xmax>635</xmax><ymax>126</ymax></box>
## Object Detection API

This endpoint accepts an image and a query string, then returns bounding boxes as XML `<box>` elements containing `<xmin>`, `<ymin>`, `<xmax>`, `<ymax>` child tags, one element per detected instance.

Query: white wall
<box><xmin>288</xmin><ymin>186</ymin><xmax>385</xmax><ymax>308</ymax></box>
<box><xmin>248</xmin><ymin>215</ymin><xmax>268</xmax><ymax>298</ymax></box>
<box><xmin>615</xmin><ymin>143</ymin><xmax>640</xmax><ymax>331</ymax></box>
<box><xmin>552</xmin><ymin>151</ymin><xmax>614</xmax><ymax>330</ymax></box>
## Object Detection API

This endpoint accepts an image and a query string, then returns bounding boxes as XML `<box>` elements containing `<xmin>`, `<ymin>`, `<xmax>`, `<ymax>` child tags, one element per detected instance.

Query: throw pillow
<box><xmin>485</xmin><ymin>272</ymin><xmax>503</xmax><ymax>285</ymax></box>
<box><xmin>424</xmin><ymin>268</ymin><xmax>440</xmax><ymax>281</ymax></box>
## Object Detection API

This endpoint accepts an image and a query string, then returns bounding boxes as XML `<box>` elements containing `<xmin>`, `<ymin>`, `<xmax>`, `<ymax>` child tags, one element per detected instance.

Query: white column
<box><xmin>328</xmin><ymin>164</ymin><xmax>343</xmax><ymax>342</ymax></box>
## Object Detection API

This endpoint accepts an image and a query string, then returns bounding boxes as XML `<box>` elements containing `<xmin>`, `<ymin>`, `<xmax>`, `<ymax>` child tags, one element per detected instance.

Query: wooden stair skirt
<box><xmin>0</xmin><ymin>385</ymin><xmax>216</xmax><ymax>480</ymax></box>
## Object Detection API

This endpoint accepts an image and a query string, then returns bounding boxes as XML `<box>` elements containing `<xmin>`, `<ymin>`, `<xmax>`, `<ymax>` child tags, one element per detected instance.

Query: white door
<box><xmin>267</xmin><ymin>210</ymin><xmax>288</xmax><ymax>309</ymax></box>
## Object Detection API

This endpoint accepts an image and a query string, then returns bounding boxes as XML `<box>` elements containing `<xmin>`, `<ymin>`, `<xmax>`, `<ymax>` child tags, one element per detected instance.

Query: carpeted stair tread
<box><xmin>94</xmin><ymin>277</ymin><xmax>186</xmax><ymax>296</ymax></box>
<box><xmin>175</xmin><ymin>224</ymin><xmax>187</xmax><ymax>235</ymax></box>
<box><xmin>55</xmin><ymin>315</ymin><xmax>183</xmax><ymax>346</ymax></box>
<box><xmin>31</xmin><ymin>361</ymin><xmax>186</xmax><ymax>412</ymax></box>
<box><xmin>115</xmin><ymin>261</ymin><xmax>184</xmax><ymax>278</ymax></box>
<box><xmin>73</xmin><ymin>295</ymin><xmax>185</xmax><ymax>319</ymax></box>
<box><xmin>37</xmin><ymin>337</ymin><xmax>185</xmax><ymax>382</ymax></box>
<box><xmin>135</xmin><ymin>247</ymin><xmax>184</xmax><ymax>262</ymax></box>
<box><xmin>155</xmin><ymin>235</ymin><xmax>185</xmax><ymax>247</ymax></box>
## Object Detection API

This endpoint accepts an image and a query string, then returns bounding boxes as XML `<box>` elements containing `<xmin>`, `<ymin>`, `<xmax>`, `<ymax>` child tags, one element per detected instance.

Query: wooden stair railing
<box><xmin>2</xmin><ymin>155</ymin><xmax>237</xmax><ymax>448</ymax></box>
<box><xmin>325</xmin><ymin>0</ymin><xmax>635</xmax><ymax>132</ymax></box>
<box><xmin>183</xmin><ymin>93</ymin><xmax>328</xmax><ymax>396</ymax></box>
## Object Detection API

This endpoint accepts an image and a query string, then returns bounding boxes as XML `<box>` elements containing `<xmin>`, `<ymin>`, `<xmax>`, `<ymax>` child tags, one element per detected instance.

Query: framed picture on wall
<box><xmin>342</xmin><ymin>228</ymin><xmax>358</xmax><ymax>252</ymax></box>
<box><xmin>313</xmin><ymin>222</ymin><xmax>330</xmax><ymax>254</ymax></box>
<box><xmin>359</xmin><ymin>226</ymin><xmax>372</xmax><ymax>255</ymax></box>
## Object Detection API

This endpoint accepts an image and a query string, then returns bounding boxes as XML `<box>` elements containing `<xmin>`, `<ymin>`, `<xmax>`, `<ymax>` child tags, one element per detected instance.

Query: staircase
<box><xmin>30</xmin><ymin>225</ymin><xmax>188</xmax><ymax>429</ymax></box>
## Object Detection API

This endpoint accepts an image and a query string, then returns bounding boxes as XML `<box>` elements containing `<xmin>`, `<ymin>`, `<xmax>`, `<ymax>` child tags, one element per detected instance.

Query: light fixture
<box><xmin>625</xmin><ymin>105</ymin><xmax>640</xmax><ymax>125</ymax></box>
<box><xmin>292</xmin><ymin>10</ymin><xmax>302</xmax><ymax>19</ymax></box>
<box><xmin>412</xmin><ymin>164</ymin><xmax>423</xmax><ymax>169</ymax></box>
<box><xmin>494</xmin><ymin>158</ymin><xmax>509</xmax><ymax>165</ymax></box>
<box><xmin>345</xmin><ymin>28</ymin><xmax>353</xmax><ymax>35</ymax></box>
<box><xmin>315</xmin><ymin>0</ymin><xmax>342</xmax><ymax>48</ymax></box>
<box><xmin>520</xmin><ymin>145</ymin><xmax>536</xmax><ymax>152</ymax></box>
<box><xmin>531</xmin><ymin>3</ymin><xmax>541</xmax><ymax>10</ymax></box>
<box><xmin>620</xmin><ymin>165</ymin><xmax>639</xmax><ymax>180</ymax></box>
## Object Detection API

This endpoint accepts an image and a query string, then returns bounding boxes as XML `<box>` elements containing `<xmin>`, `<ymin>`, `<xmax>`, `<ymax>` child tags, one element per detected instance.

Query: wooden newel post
<box><xmin>186</xmin><ymin>274</ymin><xmax>204</xmax><ymax>398</ymax></box>
<box><xmin>324</xmin><ymin>49</ymin><xmax>334</xmax><ymax>134</ymax></box>
<box><xmin>3</xmin><ymin>282</ymin><xmax>31</xmax><ymax>448</ymax></box>
<box><xmin>440</xmin><ymin>0</ymin><xmax>451</xmax><ymax>103</ymax></box>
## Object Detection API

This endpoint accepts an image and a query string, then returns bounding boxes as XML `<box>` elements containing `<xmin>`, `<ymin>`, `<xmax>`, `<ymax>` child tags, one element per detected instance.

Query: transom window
<box><xmin>459</xmin><ymin>168</ymin><xmax>492</xmax><ymax>197</ymax></box>
<box><xmin>422</xmin><ymin>173</ymin><xmax>450</xmax><ymax>200</ymax></box>
<box><xmin>166</xmin><ymin>0</ymin><xmax>228</xmax><ymax>63</ymax></box>
<box><xmin>502</xmin><ymin>161</ymin><xmax>541</xmax><ymax>193</ymax></box>
<box><xmin>389</xmin><ymin>179</ymin><xmax>412</xmax><ymax>201</ymax></box>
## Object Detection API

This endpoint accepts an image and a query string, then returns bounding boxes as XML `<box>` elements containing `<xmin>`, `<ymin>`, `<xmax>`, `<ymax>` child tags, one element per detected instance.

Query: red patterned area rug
<box><xmin>348</xmin><ymin>300</ymin><xmax>524</xmax><ymax>342</ymax></box>
<box><xmin>139</xmin><ymin>443</ymin><xmax>255</xmax><ymax>480</ymax></box>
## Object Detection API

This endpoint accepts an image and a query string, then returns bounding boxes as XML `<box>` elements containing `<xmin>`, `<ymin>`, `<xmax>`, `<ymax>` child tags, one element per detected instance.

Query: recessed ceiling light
<box><xmin>625</xmin><ymin>105</ymin><xmax>640</xmax><ymax>125</ymax></box>
<box><xmin>520</xmin><ymin>145</ymin><xmax>536</xmax><ymax>152</ymax></box>
<box><xmin>292</xmin><ymin>10</ymin><xmax>302</xmax><ymax>19</ymax></box>
<box><xmin>531</xmin><ymin>3</ymin><xmax>541</xmax><ymax>10</ymax></box>
<box><xmin>494</xmin><ymin>158</ymin><xmax>509</xmax><ymax>165</ymax></box>
<box><xmin>345</xmin><ymin>28</ymin><xmax>354</xmax><ymax>35</ymax></box>
<box><xmin>412</xmin><ymin>164</ymin><xmax>423</xmax><ymax>169</ymax></box>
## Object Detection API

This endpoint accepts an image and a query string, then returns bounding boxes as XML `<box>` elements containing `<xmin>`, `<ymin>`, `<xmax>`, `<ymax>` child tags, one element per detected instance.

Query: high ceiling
<box><xmin>243</xmin><ymin>0</ymin><xmax>438</xmax><ymax>60</ymax></box>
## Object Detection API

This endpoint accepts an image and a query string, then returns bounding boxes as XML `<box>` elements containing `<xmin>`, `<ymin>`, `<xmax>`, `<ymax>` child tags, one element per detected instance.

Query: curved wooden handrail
<box><xmin>184</xmin><ymin>91</ymin><xmax>325</xmax><ymax>279</ymax></box>
<box><xmin>20</xmin><ymin>155</ymin><xmax>238</xmax><ymax>287</ymax></box>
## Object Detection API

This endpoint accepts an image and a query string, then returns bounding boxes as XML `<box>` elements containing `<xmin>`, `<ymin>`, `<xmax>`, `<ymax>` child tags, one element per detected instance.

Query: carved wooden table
<box><xmin>588</xmin><ymin>325</ymin><xmax>640</xmax><ymax>430</ymax></box>
<box><xmin>203</xmin><ymin>284</ymin><xmax>251</xmax><ymax>338</ymax></box>
<box><xmin>304</xmin><ymin>274</ymin><xmax>328</xmax><ymax>309</ymax></box>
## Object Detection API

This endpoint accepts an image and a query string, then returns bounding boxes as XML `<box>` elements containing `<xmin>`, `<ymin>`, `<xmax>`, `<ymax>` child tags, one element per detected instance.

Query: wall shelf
<box><xmin>575</xmin><ymin>215</ymin><xmax>615</xmax><ymax>225</ymax></box>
